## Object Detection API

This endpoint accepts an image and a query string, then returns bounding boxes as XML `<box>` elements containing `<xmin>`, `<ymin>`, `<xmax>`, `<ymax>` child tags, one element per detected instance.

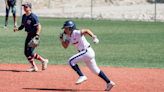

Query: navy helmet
<box><xmin>62</xmin><ymin>20</ymin><xmax>76</xmax><ymax>31</ymax></box>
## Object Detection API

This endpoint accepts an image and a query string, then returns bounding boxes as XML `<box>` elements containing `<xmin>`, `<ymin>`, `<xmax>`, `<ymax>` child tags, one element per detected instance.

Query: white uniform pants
<box><xmin>67</xmin><ymin>47</ymin><xmax>100</xmax><ymax>75</ymax></box>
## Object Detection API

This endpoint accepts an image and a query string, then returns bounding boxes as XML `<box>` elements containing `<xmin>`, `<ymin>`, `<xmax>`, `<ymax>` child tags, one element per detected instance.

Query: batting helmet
<box><xmin>62</xmin><ymin>20</ymin><xmax>76</xmax><ymax>31</ymax></box>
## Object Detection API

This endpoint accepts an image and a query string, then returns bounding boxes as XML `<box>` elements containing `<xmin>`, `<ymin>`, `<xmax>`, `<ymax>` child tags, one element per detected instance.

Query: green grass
<box><xmin>0</xmin><ymin>16</ymin><xmax>164</xmax><ymax>69</ymax></box>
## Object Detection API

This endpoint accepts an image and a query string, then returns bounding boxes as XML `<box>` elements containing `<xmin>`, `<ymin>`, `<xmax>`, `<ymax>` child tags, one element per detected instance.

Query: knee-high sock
<box><xmin>5</xmin><ymin>16</ymin><xmax>8</xmax><ymax>26</ymax></box>
<box><xmin>33</xmin><ymin>53</ymin><xmax>45</xmax><ymax>63</ymax></box>
<box><xmin>5</xmin><ymin>6</ymin><xmax>10</xmax><ymax>26</ymax></box>
<box><xmin>13</xmin><ymin>15</ymin><xmax>17</xmax><ymax>26</ymax></box>
<box><xmin>72</xmin><ymin>64</ymin><xmax>84</xmax><ymax>76</ymax></box>
<box><xmin>27</xmin><ymin>56</ymin><xmax>36</xmax><ymax>68</ymax></box>
<box><xmin>98</xmin><ymin>70</ymin><xmax>110</xmax><ymax>83</ymax></box>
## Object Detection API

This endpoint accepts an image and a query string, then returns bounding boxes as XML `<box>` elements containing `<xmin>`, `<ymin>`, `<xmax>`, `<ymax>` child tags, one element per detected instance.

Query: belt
<box><xmin>78</xmin><ymin>45</ymin><xmax>90</xmax><ymax>52</ymax></box>
<box><xmin>8</xmin><ymin>1</ymin><xmax>14</xmax><ymax>2</ymax></box>
<box><xmin>27</xmin><ymin>32</ymin><xmax>35</xmax><ymax>34</ymax></box>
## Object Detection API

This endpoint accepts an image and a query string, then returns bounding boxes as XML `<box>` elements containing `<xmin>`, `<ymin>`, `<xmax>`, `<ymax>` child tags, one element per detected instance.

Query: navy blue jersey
<box><xmin>7</xmin><ymin>0</ymin><xmax>15</xmax><ymax>6</ymax></box>
<box><xmin>21</xmin><ymin>13</ymin><xmax>40</xmax><ymax>33</ymax></box>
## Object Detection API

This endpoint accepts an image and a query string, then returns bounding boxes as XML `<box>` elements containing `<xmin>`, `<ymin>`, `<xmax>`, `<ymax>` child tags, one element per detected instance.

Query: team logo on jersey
<box><xmin>27</xmin><ymin>20</ymin><xmax>31</xmax><ymax>25</ymax></box>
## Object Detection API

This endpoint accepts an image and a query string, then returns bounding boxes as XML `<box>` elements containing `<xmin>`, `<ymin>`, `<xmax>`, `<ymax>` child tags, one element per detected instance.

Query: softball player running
<box><xmin>4</xmin><ymin>0</ymin><xmax>17</xmax><ymax>28</ymax></box>
<box><xmin>59</xmin><ymin>20</ymin><xmax>115</xmax><ymax>91</ymax></box>
<box><xmin>13</xmin><ymin>2</ymin><xmax>48</xmax><ymax>72</ymax></box>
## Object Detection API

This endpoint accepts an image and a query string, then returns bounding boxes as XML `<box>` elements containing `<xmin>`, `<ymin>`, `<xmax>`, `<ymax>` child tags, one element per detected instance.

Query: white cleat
<box><xmin>105</xmin><ymin>81</ymin><xmax>115</xmax><ymax>91</ymax></box>
<box><xmin>4</xmin><ymin>26</ymin><xmax>7</xmax><ymax>28</ymax></box>
<box><xmin>42</xmin><ymin>59</ymin><xmax>48</xmax><ymax>70</ymax></box>
<box><xmin>76</xmin><ymin>76</ymin><xmax>87</xmax><ymax>85</ymax></box>
<box><xmin>14</xmin><ymin>26</ymin><xmax>18</xmax><ymax>28</ymax></box>
<box><xmin>26</xmin><ymin>67</ymin><xmax>38</xmax><ymax>72</ymax></box>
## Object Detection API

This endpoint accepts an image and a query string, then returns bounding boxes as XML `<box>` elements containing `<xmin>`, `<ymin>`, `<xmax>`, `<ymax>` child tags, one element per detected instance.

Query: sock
<box><xmin>14</xmin><ymin>16</ymin><xmax>17</xmax><ymax>26</ymax></box>
<box><xmin>27</xmin><ymin>56</ymin><xmax>36</xmax><ymax>68</ymax></box>
<box><xmin>5</xmin><ymin>16</ymin><xmax>8</xmax><ymax>26</ymax></box>
<box><xmin>33</xmin><ymin>53</ymin><xmax>45</xmax><ymax>63</ymax></box>
<box><xmin>72</xmin><ymin>64</ymin><xmax>84</xmax><ymax>76</ymax></box>
<box><xmin>98</xmin><ymin>70</ymin><xmax>110</xmax><ymax>83</ymax></box>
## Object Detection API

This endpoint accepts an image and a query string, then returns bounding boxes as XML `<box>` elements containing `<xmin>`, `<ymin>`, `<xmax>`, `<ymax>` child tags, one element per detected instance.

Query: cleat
<box><xmin>76</xmin><ymin>76</ymin><xmax>87</xmax><ymax>85</ymax></box>
<box><xmin>105</xmin><ymin>81</ymin><xmax>115</xmax><ymax>91</ymax></box>
<box><xmin>4</xmin><ymin>26</ymin><xmax>7</xmax><ymax>28</ymax></box>
<box><xmin>26</xmin><ymin>67</ymin><xmax>38</xmax><ymax>72</ymax></box>
<box><xmin>42</xmin><ymin>59</ymin><xmax>48</xmax><ymax>70</ymax></box>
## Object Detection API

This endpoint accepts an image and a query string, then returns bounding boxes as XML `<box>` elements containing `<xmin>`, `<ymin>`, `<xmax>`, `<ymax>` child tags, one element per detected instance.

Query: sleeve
<box><xmin>74</xmin><ymin>30</ymin><xmax>82</xmax><ymax>38</ymax></box>
<box><xmin>31</xmin><ymin>14</ymin><xmax>40</xmax><ymax>26</ymax></box>
<box><xmin>21</xmin><ymin>14</ymin><xmax>25</xmax><ymax>25</ymax></box>
<box><xmin>65</xmin><ymin>35</ymin><xmax>70</xmax><ymax>41</ymax></box>
<box><xmin>18</xmin><ymin>25</ymin><xmax>24</xmax><ymax>30</ymax></box>
<box><xmin>18</xmin><ymin>14</ymin><xmax>25</xmax><ymax>30</ymax></box>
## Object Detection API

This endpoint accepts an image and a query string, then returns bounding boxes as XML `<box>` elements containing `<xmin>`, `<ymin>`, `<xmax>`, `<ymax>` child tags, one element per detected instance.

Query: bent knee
<box><xmin>24</xmin><ymin>52</ymin><xmax>33</xmax><ymax>57</ymax></box>
<box><xmin>24</xmin><ymin>52</ymin><xmax>29</xmax><ymax>57</ymax></box>
<box><xmin>91</xmin><ymin>69</ymin><xmax>100</xmax><ymax>75</ymax></box>
<box><xmin>67</xmin><ymin>59</ymin><xmax>76</xmax><ymax>67</ymax></box>
<box><xmin>67</xmin><ymin>60</ymin><xmax>70</xmax><ymax>66</ymax></box>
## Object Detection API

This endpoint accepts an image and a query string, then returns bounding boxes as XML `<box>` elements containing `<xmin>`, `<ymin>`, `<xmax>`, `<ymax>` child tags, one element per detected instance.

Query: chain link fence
<box><xmin>0</xmin><ymin>0</ymin><xmax>164</xmax><ymax>22</ymax></box>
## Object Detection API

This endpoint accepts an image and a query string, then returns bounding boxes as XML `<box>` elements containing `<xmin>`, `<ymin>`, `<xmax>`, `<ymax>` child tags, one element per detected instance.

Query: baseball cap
<box><xmin>22</xmin><ymin>3</ymin><xmax>31</xmax><ymax>8</ymax></box>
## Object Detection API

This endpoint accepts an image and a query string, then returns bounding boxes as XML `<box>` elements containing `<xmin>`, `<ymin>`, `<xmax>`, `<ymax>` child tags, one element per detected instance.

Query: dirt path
<box><xmin>0</xmin><ymin>63</ymin><xmax>164</xmax><ymax>92</ymax></box>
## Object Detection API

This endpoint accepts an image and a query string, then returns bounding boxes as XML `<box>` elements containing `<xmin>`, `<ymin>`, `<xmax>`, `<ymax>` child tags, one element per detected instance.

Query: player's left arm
<box><xmin>32</xmin><ymin>14</ymin><xmax>41</xmax><ymax>38</ymax></box>
<box><xmin>81</xmin><ymin>29</ymin><xmax>99</xmax><ymax>44</ymax></box>
<box><xmin>36</xmin><ymin>24</ymin><xmax>41</xmax><ymax>38</ymax></box>
<box><xmin>81</xmin><ymin>29</ymin><xmax>94</xmax><ymax>37</ymax></box>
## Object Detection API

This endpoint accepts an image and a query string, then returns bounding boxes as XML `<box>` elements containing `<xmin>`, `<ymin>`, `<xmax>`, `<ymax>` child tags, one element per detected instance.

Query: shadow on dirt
<box><xmin>23</xmin><ymin>88</ymin><xmax>103</xmax><ymax>91</ymax></box>
<box><xmin>0</xmin><ymin>69</ymin><xmax>26</xmax><ymax>72</ymax></box>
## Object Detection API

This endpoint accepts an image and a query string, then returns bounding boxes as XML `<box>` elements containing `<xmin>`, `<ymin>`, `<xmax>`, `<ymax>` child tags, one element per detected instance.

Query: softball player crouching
<box><xmin>59</xmin><ymin>20</ymin><xmax>115</xmax><ymax>91</ymax></box>
<box><xmin>14</xmin><ymin>2</ymin><xmax>48</xmax><ymax>72</ymax></box>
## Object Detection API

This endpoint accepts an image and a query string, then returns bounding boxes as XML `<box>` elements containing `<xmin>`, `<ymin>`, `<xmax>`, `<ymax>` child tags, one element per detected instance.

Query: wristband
<box><xmin>36</xmin><ymin>33</ymin><xmax>40</xmax><ymax>36</ymax></box>
<box><xmin>92</xmin><ymin>35</ymin><xmax>97</xmax><ymax>40</ymax></box>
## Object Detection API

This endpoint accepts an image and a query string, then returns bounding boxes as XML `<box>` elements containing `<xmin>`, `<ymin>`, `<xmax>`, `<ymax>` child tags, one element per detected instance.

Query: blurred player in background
<box><xmin>59</xmin><ymin>20</ymin><xmax>115</xmax><ymax>91</ymax></box>
<box><xmin>14</xmin><ymin>2</ymin><xmax>48</xmax><ymax>72</ymax></box>
<box><xmin>4</xmin><ymin>0</ymin><xmax>17</xmax><ymax>28</ymax></box>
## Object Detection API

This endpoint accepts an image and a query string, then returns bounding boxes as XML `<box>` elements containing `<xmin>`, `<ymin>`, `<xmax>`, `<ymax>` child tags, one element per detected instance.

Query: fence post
<box><xmin>91</xmin><ymin>0</ymin><xmax>93</xmax><ymax>19</ymax></box>
<box><xmin>48</xmin><ymin>0</ymin><xmax>51</xmax><ymax>8</ymax></box>
<box><xmin>154</xmin><ymin>0</ymin><xmax>156</xmax><ymax>22</ymax></box>
<box><xmin>20</xmin><ymin>0</ymin><xmax>22</xmax><ymax>16</ymax></box>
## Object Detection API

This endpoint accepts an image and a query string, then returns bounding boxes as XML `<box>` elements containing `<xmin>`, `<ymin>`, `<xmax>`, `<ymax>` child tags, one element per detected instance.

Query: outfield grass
<box><xmin>0</xmin><ymin>16</ymin><xmax>164</xmax><ymax>69</ymax></box>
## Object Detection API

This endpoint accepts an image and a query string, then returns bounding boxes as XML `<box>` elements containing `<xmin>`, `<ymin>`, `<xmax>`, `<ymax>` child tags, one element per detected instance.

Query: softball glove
<box><xmin>28</xmin><ymin>37</ymin><xmax>40</xmax><ymax>48</ymax></box>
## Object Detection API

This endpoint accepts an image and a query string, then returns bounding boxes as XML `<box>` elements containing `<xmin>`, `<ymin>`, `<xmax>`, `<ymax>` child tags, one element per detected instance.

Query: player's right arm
<box><xmin>14</xmin><ymin>14</ymin><xmax>25</xmax><ymax>32</ymax></box>
<box><xmin>61</xmin><ymin>40</ymin><xmax>70</xmax><ymax>49</ymax></box>
<box><xmin>5</xmin><ymin>0</ymin><xmax>9</xmax><ymax>9</ymax></box>
<box><xmin>14</xmin><ymin>25</ymin><xmax>24</xmax><ymax>32</ymax></box>
<box><xmin>59</xmin><ymin>33</ymin><xmax>70</xmax><ymax>49</ymax></box>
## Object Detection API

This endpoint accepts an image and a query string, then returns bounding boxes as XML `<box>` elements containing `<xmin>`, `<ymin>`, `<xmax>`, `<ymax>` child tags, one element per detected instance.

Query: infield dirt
<box><xmin>0</xmin><ymin>63</ymin><xmax>164</xmax><ymax>92</ymax></box>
